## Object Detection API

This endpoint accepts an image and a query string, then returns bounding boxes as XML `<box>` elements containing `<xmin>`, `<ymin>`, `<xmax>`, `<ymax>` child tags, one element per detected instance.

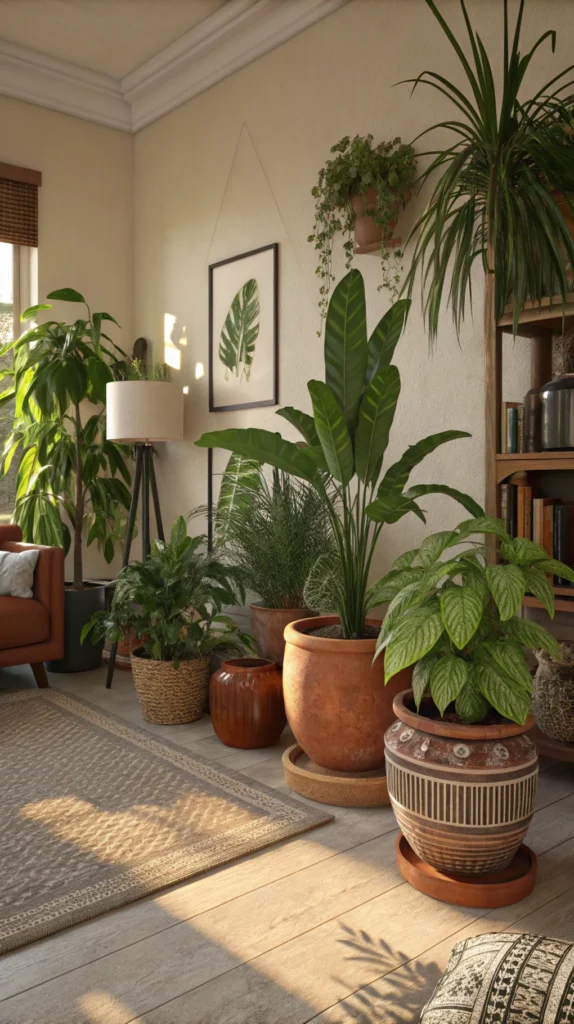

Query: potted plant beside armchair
<box><xmin>196</xmin><ymin>269</ymin><xmax>482</xmax><ymax>774</ymax></box>
<box><xmin>83</xmin><ymin>516</ymin><xmax>253</xmax><ymax>725</ymax></box>
<box><xmin>0</xmin><ymin>288</ymin><xmax>132</xmax><ymax>672</ymax></box>
<box><xmin>380</xmin><ymin>516</ymin><xmax>574</xmax><ymax>900</ymax></box>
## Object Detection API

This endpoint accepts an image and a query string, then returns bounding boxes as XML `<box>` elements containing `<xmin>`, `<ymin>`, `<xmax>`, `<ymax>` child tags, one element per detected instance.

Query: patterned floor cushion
<box><xmin>420</xmin><ymin>932</ymin><xmax>574</xmax><ymax>1023</ymax></box>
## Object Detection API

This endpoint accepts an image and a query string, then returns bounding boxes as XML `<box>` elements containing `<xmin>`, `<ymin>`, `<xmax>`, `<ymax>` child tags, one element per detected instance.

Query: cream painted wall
<box><xmin>129</xmin><ymin>0</ymin><xmax>573</xmax><ymax>580</ymax></box>
<box><xmin>0</xmin><ymin>95</ymin><xmax>133</xmax><ymax>578</ymax></box>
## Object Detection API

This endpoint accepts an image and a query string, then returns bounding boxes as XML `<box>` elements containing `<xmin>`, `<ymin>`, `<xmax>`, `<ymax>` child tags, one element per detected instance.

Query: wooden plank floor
<box><xmin>1</xmin><ymin>664</ymin><xmax>574</xmax><ymax>1024</ymax></box>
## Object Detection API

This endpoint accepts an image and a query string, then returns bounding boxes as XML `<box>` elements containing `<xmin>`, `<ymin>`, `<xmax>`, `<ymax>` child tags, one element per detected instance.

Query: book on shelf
<box><xmin>554</xmin><ymin>505</ymin><xmax>571</xmax><ymax>585</ymax></box>
<box><xmin>501</xmin><ymin>401</ymin><xmax>522</xmax><ymax>454</ymax></box>
<box><xmin>533</xmin><ymin>497</ymin><xmax>554</xmax><ymax>559</ymax></box>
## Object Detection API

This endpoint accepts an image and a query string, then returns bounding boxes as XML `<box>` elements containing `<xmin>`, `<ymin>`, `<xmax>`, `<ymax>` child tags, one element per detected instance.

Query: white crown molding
<box><xmin>0</xmin><ymin>0</ymin><xmax>348</xmax><ymax>133</ymax></box>
<box><xmin>0</xmin><ymin>39</ymin><xmax>130</xmax><ymax>131</ymax></box>
<box><xmin>123</xmin><ymin>0</ymin><xmax>349</xmax><ymax>132</ymax></box>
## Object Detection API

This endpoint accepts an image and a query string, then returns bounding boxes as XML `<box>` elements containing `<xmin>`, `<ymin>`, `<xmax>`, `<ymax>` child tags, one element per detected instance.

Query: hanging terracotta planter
<box><xmin>282</xmin><ymin>615</ymin><xmax>411</xmax><ymax>772</ymax></box>
<box><xmin>385</xmin><ymin>691</ymin><xmax>538</xmax><ymax>876</ymax></box>
<box><xmin>351</xmin><ymin>188</ymin><xmax>398</xmax><ymax>253</ymax></box>
<box><xmin>210</xmin><ymin>657</ymin><xmax>285</xmax><ymax>749</ymax></box>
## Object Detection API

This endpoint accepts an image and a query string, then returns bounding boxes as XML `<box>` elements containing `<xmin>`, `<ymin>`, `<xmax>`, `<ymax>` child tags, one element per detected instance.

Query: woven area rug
<box><xmin>0</xmin><ymin>689</ymin><xmax>332</xmax><ymax>954</ymax></box>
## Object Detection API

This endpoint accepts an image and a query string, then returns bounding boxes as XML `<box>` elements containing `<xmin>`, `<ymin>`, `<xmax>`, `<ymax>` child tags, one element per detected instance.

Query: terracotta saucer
<box><xmin>282</xmin><ymin>744</ymin><xmax>390</xmax><ymax>807</ymax></box>
<box><xmin>396</xmin><ymin>835</ymin><xmax>537</xmax><ymax>908</ymax></box>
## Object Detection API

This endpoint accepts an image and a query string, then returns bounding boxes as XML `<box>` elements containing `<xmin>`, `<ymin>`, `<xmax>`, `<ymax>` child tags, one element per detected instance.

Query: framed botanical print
<box><xmin>208</xmin><ymin>243</ymin><xmax>278</xmax><ymax>412</ymax></box>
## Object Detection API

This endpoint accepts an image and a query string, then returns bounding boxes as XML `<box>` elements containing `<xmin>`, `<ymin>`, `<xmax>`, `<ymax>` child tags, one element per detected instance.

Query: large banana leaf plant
<box><xmin>0</xmin><ymin>288</ymin><xmax>131</xmax><ymax>588</ymax></box>
<box><xmin>196</xmin><ymin>269</ymin><xmax>483</xmax><ymax>638</ymax></box>
<box><xmin>405</xmin><ymin>0</ymin><xmax>574</xmax><ymax>339</ymax></box>
<box><xmin>376</xmin><ymin>516</ymin><xmax>574</xmax><ymax>725</ymax></box>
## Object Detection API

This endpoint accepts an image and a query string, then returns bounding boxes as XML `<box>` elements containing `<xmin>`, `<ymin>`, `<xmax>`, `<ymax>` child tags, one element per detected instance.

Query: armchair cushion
<box><xmin>0</xmin><ymin>597</ymin><xmax>49</xmax><ymax>650</ymax></box>
<box><xmin>0</xmin><ymin>548</ymin><xmax>39</xmax><ymax>598</ymax></box>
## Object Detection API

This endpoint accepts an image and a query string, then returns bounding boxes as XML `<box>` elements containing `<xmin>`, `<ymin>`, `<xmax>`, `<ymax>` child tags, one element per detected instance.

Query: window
<box><xmin>0</xmin><ymin>242</ymin><xmax>37</xmax><ymax>522</ymax></box>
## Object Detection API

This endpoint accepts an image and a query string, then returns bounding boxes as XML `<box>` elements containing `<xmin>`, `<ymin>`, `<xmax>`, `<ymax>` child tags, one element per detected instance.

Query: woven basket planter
<box><xmin>131</xmin><ymin>649</ymin><xmax>211</xmax><ymax>725</ymax></box>
<box><xmin>533</xmin><ymin>650</ymin><xmax>574</xmax><ymax>743</ymax></box>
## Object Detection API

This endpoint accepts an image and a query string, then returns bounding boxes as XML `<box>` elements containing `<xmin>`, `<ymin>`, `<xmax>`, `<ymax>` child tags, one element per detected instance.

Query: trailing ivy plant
<box><xmin>310</xmin><ymin>135</ymin><xmax>417</xmax><ymax>326</ymax></box>
<box><xmin>376</xmin><ymin>516</ymin><xmax>574</xmax><ymax>725</ymax></box>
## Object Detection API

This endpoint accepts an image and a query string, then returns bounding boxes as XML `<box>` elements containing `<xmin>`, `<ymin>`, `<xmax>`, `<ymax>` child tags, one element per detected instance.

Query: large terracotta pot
<box><xmin>210</xmin><ymin>657</ymin><xmax>286</xmax><ymax>749</ymax></box>
<box><xmin>282</xmin><ymin>615</ymin><xmax>411</xmax><ymax>772</ymax></box>
<box><xmin>249</xmin><ymin>602</ymin><xmax>315</xmax><ymax>666</ymax></box>
<box><xmin>385</xmin><ymin>691</ymin><xmax>538</xmax><ymax>876</ymax></box>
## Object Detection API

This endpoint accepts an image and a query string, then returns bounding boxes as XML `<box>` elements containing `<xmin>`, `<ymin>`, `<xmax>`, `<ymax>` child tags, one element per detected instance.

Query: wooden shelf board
<box><xmin>496</xmin><ymin>451</ymin><xmax>574</xmax><ymax>482</ymax></box>
<box><xmin>523</xmin><ymin>594</ymin><xmax>574</xmax><ymax>613</ymax></box>
<box><xmin>498</xmin><ymin>293</ymin><xmax>574</xmax><ymax>330</ymax></box>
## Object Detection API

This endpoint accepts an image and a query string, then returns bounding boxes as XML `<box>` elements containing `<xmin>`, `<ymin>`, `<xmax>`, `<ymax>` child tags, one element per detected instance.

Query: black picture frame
<box><xmin>208</xmin><ymin>243</ymin><xmax>278</xmax><ymax>413</ymax></box>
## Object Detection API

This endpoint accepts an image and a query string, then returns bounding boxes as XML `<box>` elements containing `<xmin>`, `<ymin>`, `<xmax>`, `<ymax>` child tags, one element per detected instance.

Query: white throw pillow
<box><xmin>0</xmin><ymin>549</ymin><xmax>40</xmax><ymax>599</ymax></box>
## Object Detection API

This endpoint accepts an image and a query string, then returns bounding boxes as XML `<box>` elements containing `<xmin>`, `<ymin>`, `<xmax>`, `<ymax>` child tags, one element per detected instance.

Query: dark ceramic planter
<box><xmin>47</xmin><ymin>584</ymin><xmax>106</xmax><ymax>673</ymax></box>
<box><xmin>210</xmin><ymin>657</ymin><xmax>286</xmax><ymax>749</ymax></box>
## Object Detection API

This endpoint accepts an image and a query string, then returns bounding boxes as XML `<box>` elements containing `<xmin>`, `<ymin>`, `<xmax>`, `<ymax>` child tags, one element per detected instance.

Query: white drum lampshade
<box><xmin>106</xmin><ymin>381</ymin><xmax>184</xmax><ymax>443</ymax></box>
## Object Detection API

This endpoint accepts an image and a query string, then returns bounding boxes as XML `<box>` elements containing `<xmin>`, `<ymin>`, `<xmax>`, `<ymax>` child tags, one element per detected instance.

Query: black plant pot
<box><xmin>47</xmin><ymin>584</ymin><xmax>106</xmax><ymax>673</ymax></box>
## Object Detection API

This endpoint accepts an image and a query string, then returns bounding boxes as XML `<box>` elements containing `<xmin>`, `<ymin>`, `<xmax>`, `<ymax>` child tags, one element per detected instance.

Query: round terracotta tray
<box><xmin>530</xmin><ymin>725</ymin><xmax>574</xmax><ymax>763</ymax></box>
<box><xmin>396</xmin><ymin>835</ymin><xmax>537</xmax><ymax>908</ymax></box>
<box><xmin>282</xmin><ymin>744</ymin><xmax>390</xmax><ymax>807</ymax></box>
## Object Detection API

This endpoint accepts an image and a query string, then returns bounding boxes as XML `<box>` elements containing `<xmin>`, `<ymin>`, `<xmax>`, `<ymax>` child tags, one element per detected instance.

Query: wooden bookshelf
<box><xmin>496</xmin><ymin>451</ymin><xmax>574</xmax><ymax>484</ymax></box>
<box><xmin>498</xmin><ymin>293</ymin><xmax>574</xmax><ymax>331</ymax></box>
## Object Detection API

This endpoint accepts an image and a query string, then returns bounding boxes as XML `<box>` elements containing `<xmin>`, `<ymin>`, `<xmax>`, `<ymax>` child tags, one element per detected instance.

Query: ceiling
<box><xmin>0</xmin><ymin>0</ymin><xmax>230</xmax><ymax>78</ymax></box>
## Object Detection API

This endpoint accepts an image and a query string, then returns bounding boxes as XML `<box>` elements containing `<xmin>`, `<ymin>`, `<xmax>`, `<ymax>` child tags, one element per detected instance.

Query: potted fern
<box><xmin>212</xmin><ymin>458</ymin><xmax>333</xmax><ymax>664</ymax></box>
<box><xmin>381</xmin><ymin>516</ymin><xmax>574</xmax><ymax>877</ymax></box>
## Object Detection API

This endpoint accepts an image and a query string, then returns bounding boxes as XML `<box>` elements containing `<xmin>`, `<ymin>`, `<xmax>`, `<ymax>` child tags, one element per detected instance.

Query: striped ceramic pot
<box><xmin>385</xmin><ymin>691</ymin><xmax>538</xmax><ymax>876</ymax></box>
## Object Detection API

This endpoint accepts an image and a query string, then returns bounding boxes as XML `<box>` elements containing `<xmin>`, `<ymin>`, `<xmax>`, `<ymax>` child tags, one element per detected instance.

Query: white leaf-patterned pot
<box><xmin>385</xmin><ymin>691</ymin><xmax>538</xmax><ymax>876</ymax></box>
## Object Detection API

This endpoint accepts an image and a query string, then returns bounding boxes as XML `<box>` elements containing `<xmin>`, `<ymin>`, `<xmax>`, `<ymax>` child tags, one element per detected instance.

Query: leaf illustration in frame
<box><xmin>219</xmin><ymin>278</ymin><xmax>260</xmax><ymax>383</ymax></box>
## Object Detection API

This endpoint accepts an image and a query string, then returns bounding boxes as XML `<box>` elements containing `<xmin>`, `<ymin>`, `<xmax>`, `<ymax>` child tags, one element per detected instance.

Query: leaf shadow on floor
<box><xmin>329</xmin><ymin>924</ymin><xmax>442</xmax><ymax>1023</ymax></box>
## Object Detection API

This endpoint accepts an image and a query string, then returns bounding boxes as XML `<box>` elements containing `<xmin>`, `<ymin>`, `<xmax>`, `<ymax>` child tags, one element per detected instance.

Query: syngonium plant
<box><xmin>404</xmin><ymin>0</ymin><xmax>574</xmax><ymax>340</ymax></box>
<box><xmin>196</xmin><ymin>269</ymin><xmax>482</xmax><ymax>639</ymax></box>
<box><xmin>377</xmin><ymin>516</ymin><xmax>574</xmax><ymax>725</ymax></box>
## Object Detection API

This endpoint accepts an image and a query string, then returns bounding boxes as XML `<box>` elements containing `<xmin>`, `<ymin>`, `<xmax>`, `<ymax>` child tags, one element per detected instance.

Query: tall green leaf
<box><xmin>455</xmin><ymin>679</ymin><xmax>489</xmax><ymax>724</ymax></box>
<box><xmin>308</xmin><ymin>380</ymin><xmax>354</xmax><ymax>485</ymax></box>
<box><xmin>354</xmin><ymin>365</ymin><xmax>400</xmax><ymax>483</ymax></box>
<box><xmin>381</xmin><ymin>430</ymin><xmax>471</xmax><ymax>494</ymax></box>
<box><xmin>481</xmin><ymin>640</ymin><xmax>533</xmax><ymax>693</ymax></box>
<box><xmin>366</xmin><ymin>299</ymin><xmax>411</xmax><ymax>381</ymax></box>
<box><xmin>411</xmin><ymin>652</ymin><xmax>439</xmax><ymax>710</ymax></box>
<box><xmin>324</xmin><ymin>269</ymin><xmax>367</xmax><ymax>432</ymax></box>
<box><xmin>276</xmin><ymin>406</ymin><xmax>320</xmax><ymax>447</ymax></box>
<box><xmin>405</xmin><ymin>484</ymin><xmax>483</xmax><ymax>519</ymax></box>
<box><xmin>476</xmin><ymin>663</ymin><xmax>531</xmax><ymax>725</ymax></box>
<box><xmin>195</xmin><ymin>428</ymin><xmax>318</xmax><ymax>483</ymax></box>
<box><xmin>521</xmin><ymin>565</ymin><xmax>555</xmax><ymax>618</ymax></box>
<box><xmin>215</xmin><ymin>454</ymin><xmax>261</xmax><ymax>540</ymax></box>
<box><xmin>218</xmin><ymin>278</ymin><xmax>260</xmax><ymax>382</ymax></box>
<box><xmin>504</xmin><ymin>617</ymin><xmax>562</xmax><ymax>660</ymax></box>
<box><xmin>366</xmin><ymin>492</ymin><xmax>425</xmax><ymax>525</ymax></box>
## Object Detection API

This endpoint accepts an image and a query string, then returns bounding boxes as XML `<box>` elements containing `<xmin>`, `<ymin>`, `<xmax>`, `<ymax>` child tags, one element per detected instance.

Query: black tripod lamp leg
<box><xmin>149</xmin><ymin>452</ymin><xmax>165</xmax><ymax>542</ymax></box>
<box><xmin>106</xmin><ymin>445</ymin><xmax>144</xmax><ymax>690</ymax></box>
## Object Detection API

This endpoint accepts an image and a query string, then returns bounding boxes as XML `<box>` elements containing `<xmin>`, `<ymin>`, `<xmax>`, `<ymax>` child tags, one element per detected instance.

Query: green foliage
<box><xmin>405</xmin><ymin>0</ymin><xmax>574</xmax><ymax>340</ymax></box>
<box><xmin>82</xmin><ymin>516</ymin><xmax>253</xmax><ymax>666</ymax></box>
<box><xmin>219</xmin><ymin>278</ymin><xmax>260</xmax><ymax>381</ymax></box>
<box><xmin>197</xmin><ymin>269</ymin><xmax>479</xmax><ymax>638</ymax></box>
<box><xmin>309</xmin><ymin>135</ymin><xmax>417</xmax><ymax>324</ymax></box>
<box><xmin>212</xmin><ymin>460</ymin><xmax>333</xmax><ymax>610</ymax></box>
<box><xmin>376</xmin><ymin>515</ymin><xmax>572</xmax><ymax>725</ymax></box>
<box><xmin>0</xmin><ymin>289</ymin><xmax>131</xmax><ymax>586</ymax></box>
<box><xmin>128</xmin><ymin>359</ymin><xmax>170</xmax><ymax>382</ymax></box>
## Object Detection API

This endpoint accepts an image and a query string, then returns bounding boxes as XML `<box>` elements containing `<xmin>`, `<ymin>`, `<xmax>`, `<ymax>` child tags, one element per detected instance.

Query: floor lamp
<box><xmin>104</xmin><ymin>380</ymin><xmax>184</xmax><ymax>689</ymax></box>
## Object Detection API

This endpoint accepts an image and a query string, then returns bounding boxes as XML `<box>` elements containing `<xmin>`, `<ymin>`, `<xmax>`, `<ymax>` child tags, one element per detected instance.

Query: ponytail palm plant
<box><xmin>405</xmin><ymin>0</ymin><xmax>574</xmax><ymax>340</ymax></box>
<box><xmin>196</xmin><ymin>269</ymin><xmax>482</xmax><ymax>639</ymax></box>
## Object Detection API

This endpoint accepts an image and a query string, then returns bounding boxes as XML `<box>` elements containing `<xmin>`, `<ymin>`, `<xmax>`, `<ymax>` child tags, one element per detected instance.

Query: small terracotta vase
<box><xmin>385</xmin><ymin>690</ymin><xmax>538</xmax><ymax>876</ymax></box>
<box><xmin>282</xmin><ymin>615</ymin><xmax>411</xmax><ymax>772</ymax></box>
<box><xmin>210</xmin><ymin>657</ymin><xmax>286</xmax><ymax>749</ymax></box>
<box><xmin>249</xmin><ymin>603</ymin><xmax>315</xmax><ymax>666</ymax></box>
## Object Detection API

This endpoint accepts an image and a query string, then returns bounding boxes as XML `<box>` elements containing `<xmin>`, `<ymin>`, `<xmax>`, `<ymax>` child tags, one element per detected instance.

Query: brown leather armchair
<box><xmin>0</xmin><ymin>525</ymin><xmax>65</xmax><ymax>687</ymax></box>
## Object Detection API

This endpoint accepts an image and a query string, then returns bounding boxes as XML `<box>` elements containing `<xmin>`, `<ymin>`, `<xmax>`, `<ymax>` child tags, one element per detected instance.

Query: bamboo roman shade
<box><xmin>0</xmin><ymin>162</ymin><xmax>42</xmax><ymax>248</ymax></box>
